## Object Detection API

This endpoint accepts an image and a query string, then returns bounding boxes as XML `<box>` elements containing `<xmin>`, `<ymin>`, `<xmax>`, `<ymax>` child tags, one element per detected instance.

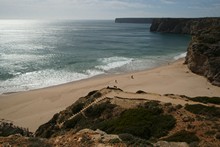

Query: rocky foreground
<box><xmin>1</xmin><ymin>87</ymin><xmax>220</xmax><ymax>147</ymax></box>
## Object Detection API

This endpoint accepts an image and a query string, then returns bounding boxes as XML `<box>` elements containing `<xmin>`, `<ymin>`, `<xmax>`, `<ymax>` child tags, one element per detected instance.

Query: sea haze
<box><xmin>0</xmin><ymin>20</ymin><xmax>190</xmax><ymax>94</ymax></box>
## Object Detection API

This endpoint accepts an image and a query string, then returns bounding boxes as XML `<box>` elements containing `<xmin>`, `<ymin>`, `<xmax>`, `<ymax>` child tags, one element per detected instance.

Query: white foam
<box><xmin>85</xmin><ymin>69</ymin><xmax>105</xmax><ymax>76</ymax></box>
<box><xmin>1</xmin><ymin>53</ymin><xmax>45</xmax><ymax>62</ymax></box>
<box><xmin>0</xmin><ymin>69</ymin><xmax>89</xmax><ymax>94</ymax></box>
<box><xmin>174</xmin><ymin>52</ymin><xmax>187</xmax><ymax>60</ymax></box>
<box><xmin>95</xmin><ymin>56</ymin><xmax>133</xmax><ymax>71</ymax></box>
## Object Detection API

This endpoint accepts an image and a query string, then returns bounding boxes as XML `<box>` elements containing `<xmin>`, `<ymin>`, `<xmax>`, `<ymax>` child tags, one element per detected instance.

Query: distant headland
<box><xmin>115</xmin><ymin>18</ymin><xmax>153</xmax><ymax>23</ymax></box>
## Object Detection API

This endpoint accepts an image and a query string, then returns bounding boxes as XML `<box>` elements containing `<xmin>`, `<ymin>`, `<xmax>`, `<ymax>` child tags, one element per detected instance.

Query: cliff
<box><xmin>150</xmin><ymin>18</ymin><xmax>220</xmax><ymax>34</ymax></box>
<box><xmin>115</xmin><ymin>18</ymin><xmax>153</xmax><ymax>23</ymax></box>
<box><xmin>185</xmin><ymin>26</ymin><xmax>220</xmax><ymax>86</ymax></box>
<box><xmin>150</xmin><ymin>18</ymin><xmax>220</xmax><ymax>86</ymax></box>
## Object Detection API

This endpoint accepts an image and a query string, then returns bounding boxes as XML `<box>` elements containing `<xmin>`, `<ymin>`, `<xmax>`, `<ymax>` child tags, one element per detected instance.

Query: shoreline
<box><xmin>0</xmin><ymin>58</ymin><xmax>220</xmax><ymax>132</ymax></box>
<box><xmin>0</xmin><ymin>56</ymin><xmax>177</xmax><ymax>96</ymax></box>
<box><xmin>0</xmin><ymin>52</ymin><xmax>186</xmax><ymax>95</ymax></box>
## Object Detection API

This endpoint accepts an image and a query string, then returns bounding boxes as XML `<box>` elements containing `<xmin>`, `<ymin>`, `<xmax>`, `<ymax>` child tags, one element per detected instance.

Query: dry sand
<box><xmin>0</xmin><ymin>59</ymin><xmax>219</xmax><ymax>132</ymax></box>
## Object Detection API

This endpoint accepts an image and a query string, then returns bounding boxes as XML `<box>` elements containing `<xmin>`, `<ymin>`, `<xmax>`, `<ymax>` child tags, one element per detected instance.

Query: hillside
<box><xmin>1</xmin><ymin>87</ymin><xmax>220</xmax><ymax>146</ymax></box>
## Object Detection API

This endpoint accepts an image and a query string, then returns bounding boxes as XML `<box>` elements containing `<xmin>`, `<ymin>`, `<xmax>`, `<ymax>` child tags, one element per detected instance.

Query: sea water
<box><xmin>0</xmin><ymin>20</ymin><xmax>190</xmax><ymax>94</ymax></box>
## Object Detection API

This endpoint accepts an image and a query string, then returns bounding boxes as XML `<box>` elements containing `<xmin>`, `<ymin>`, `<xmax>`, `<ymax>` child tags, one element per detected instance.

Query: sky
<box><xmin>0</xmin><ymin>0</ymin><xmax>219</xmax><ymax>19</ymax></box>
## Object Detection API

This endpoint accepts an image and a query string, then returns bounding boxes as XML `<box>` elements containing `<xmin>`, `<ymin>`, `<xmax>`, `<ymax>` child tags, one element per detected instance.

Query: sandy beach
<box><xmin>0</xmin><ymin>58</ymin><xmax>220</xmax><ymax>132</ymax></box>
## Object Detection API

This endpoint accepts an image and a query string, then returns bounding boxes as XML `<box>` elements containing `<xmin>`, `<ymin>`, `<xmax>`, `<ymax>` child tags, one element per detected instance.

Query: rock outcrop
<box><xmin>185</xmin><ymin>26</ymin><xmax>220</xmax><ymax>86</ymax></box>
<box><xmin>150</xmin><ymin>18</ymin><xmax>220</xmax><ymax>86</ymax></box>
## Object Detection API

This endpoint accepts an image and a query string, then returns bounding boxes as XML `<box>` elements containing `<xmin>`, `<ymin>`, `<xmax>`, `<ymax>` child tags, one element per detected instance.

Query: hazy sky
<box><xmin>0</xmin><ymin>0</ymin><xmax>219</xmax><ymax>19</ymax></box>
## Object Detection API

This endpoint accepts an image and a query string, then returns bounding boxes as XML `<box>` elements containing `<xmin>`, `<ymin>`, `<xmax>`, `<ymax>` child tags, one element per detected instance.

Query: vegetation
<box><xmin>64</xmin><ymin>101</ymin><xmax>116</xmax><ymax>129</ymax></box>
<box><xmin>119</xmin><ymin>133</ymin><xmax>153</xmax><ymax>146</ymax></box>
<box><xmin>139</xmin><ymin>101</ymin><xmax>163</xmax><ymax>114</ymax></box>
<box><xmin>164</xmin><ymin>130</ymin><xmax>199</xmax><ymax>144</ymax></box>
<box><xmin>136</xmin><ymin>90</ymin><xmax>147</xmax><ymax>94</ymax></box>
<box><xmin>185</xmin><ymin>104</ymin><xmax>220</xmax><ymax>117</ymax></box>
<box><xmin>65</xmin><ymin>101</ymin><xmax>175</xmax><ymax>140</ymax></box>
<box><xmin>85</xmin><ymin>101</ymin><xmax>116</xmax><ymax>118</ymax></box>
<box><xmin>97</xmin><ymin>108</ymin><xmax>176</xmax><ymax>140</ymax></box>
<box><xmin>0</xmin><ymin>119</ymin><xmax>32</xmax><ymax>137</ymax></box>
<box><xmin>71</xmin><ymin>102</ymin><xmax>85</xmax><ymax>114</ymax></box>
<box><xmin>86</xmin><ymin>90</ymin><xmax>98</xmax><ymax>97</ymax></box>
<box><xmin>63</xmin><ymin>114</ymin><xmax>83</xmax><ymax>129</ymax></box>
<box><xmin>216</xmin><ymin>133</ymin><xmax>220</xmax><ymax>140</ymax></box>
<box><xmin>189</xmin><ymin>96</ymin><xmax>220</xmax><ymax>105</ymax></box>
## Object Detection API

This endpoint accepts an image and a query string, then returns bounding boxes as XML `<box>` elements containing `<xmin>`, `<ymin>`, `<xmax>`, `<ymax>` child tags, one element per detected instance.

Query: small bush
<box><xmin>185</xmin><ymin>104</ymin><xmax>220</xmax><ymax>117</ymax></box>
<box><xmin>167</xmin><ymin>106</ymin><xmax>176</xmax><ymax>113</ymax></box>
<box><xmin>85</xmin><ymin>101</ymin><xmax>116</xmax><ymax>118</ymax></box>
<box><xmin>216</xmin><ymin>133</ymin><xmax>220</xmax><ymax>140</ymax></box>
<box><xmin>141</xmin><ymin>101</ymin><xmax>163</xmax><ymax>115</ymax></box>
<box><xmin>164</xmin><ymin>130</ymin><xmax>199</xmax><ymax>144</ymax></box>
<box><xmin>205</xmin><ymin>130</ymin><xmax>216</xmax><ymax>136</ymax></box>
<box><xmin>85</xmin><ymin>90</ymin><xmax>102</xmax><ymax>100</ymax></box>
<box><xmin>119</xmin><ymin>133</ymin><xmax>153</xmax><ymax>146</ymax></box>
<box><xmin>71</xmin><ymin>102</ymin><xmax>85</xmax><ymax>114</ymax></box>
<box><xmin>109</xmin><ymin>138</ymin><xmax>121</xmax><ymax>144</ymax></box>
<box><xmin>63</xmin><ymin>114</ymin><xmax>83</xmax><ymax>129</ymax></box>
<box><xmin>136</xmin><ymin>90</ymin><xmax>147</xmax><ymax>94</ymax></box>
<box><xmin>164</xmin><ymin>103</ymin><xmax>172</xmax><ymax>106</ymax></box>
<box><xmin>0</xmin><ymin>120</ymin><xmax>32</xmax><ymax>137</ymax></box>
<box><xmin>28</xmin><ymin>137</ymin><xmax>51</xmax><ymax>147</ymax></box>
<box><xmin>175</xmin><ymin>104</ymin><xmax>183</xmax><ymax>109</ymax></box>
<box><xmin>190</xmin><ymin>96</ymin><xmax>220</xmax><ymax>105</ymax></box>
<box><xmin>87</xmin><ymin>90</ymin><xmax>98</xmax><ymax>97</ymax></box>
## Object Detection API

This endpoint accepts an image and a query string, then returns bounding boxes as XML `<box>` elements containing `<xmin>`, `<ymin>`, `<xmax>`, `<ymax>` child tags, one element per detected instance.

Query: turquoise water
<box><xmin>0</xmin><ymin>20</ymin><xmax>190</xmax><ymax>93</ymax></box>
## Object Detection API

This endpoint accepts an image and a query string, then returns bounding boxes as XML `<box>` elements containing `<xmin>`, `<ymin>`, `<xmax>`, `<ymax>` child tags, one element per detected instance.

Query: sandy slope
<box><xmin>0</xmin><ymin>59</ymin><xmax>219</xmax><ymax>132</ymax></box>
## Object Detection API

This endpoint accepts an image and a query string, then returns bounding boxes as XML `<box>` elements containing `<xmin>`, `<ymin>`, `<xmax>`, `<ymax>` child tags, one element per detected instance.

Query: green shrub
<box><xmin>175</xmin><ymin>104</ymin><xmax>183</xmax><ymax>109</ymax></box>
<box><xmin>85</xmin><ymin>90</ymin><xmax>102</xmax><ymax>101</ymax></box>
<box><xmin>205</xmin><ymin>130</ymin><xmax>216</xmax><ymax>136</ymax></box>
<box><xmin>164</xmin><ymin>130</ymin><xmax>199</xmax><ymax>143</ymax></box>
<box><xmin>136</xmin><ymin>90</ymin><xmax>147</xmax><ymax>94</ymax></box>
<box><xmin>97</xmin><ymin>108</ymin><xmax>176</xmax><ymax>140</ymax></box>
<box><xmin>71</xmin><ymin>102</ymin><xmax>85</xmax><ymax>114</ymax></box>
<box><xmin>185</xmin><ymin>104</ymin><xmax>220</xmax><ymax>117</ymax></box>
<box><xmin>119</xmin><ymin>133</ymin><xmax>153</xmax><ymax>146</ymax></box>
<box><xmin>87</xmin><ymin>90</ymin><xmax>98</xmax><ymax>97</ymax></box>
<box><xmin>109</xmin><ymin>138</ymin><xmax>121</xmax><ymax>144</ymax></box>
<box><xmin>28</xmin><ymin>137</ymin><xmax>51</xmax><ymax>147</ymax></box>
<box><xmin>140</xmin><ymin>101</ymin><xmax>163</xmax><ymax>115</ymax></box>
<box><xmin>0</xmin><ymin>121</ymin><xmax>32</xmax><ymax>137</ymax></box>
<box><xmin>190</xmin><ymin>96</ymin><xmax>220</xmax><ymax>105</ymax></box>
<box><xmin>216</xmin><ymin>133</ymin><xmax>220</xmax><ymax>140</ymax></box>
<box><xmin>85</xmin><ymin>101</ymin><xmax>116</xmax><ymax>118</ymax></box>
<box><xmin>63</xmin><ymin>114</ymin><xmax>83</xmax><ymax>129</ymax></box>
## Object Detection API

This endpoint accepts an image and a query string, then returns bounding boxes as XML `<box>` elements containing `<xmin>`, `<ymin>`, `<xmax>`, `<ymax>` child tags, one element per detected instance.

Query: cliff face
<box><xmin>185</xmin><ymin>26</ymin><xmax>220</xmax><ymax>86</ymax></box>
<box><xmin>150</xmin><ymin>18</ymin><xmax>220</xmax><ymax>86</ymax></box>
<box><xmin>150</xmin><ymin>18</ymin><xmax>192</xmax><ymax>34</ymax></box>
<box><xmin>150</xmin><ymin>18</ymin><xmax>220</xmax><ymax>34</ymax></box>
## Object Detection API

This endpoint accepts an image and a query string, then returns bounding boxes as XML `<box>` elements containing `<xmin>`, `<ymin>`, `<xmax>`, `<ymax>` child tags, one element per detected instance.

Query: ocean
<box><xmin>0</xmin><ymin>20</ymin><xmax>190</xmax><ymax>94</ymax></box>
